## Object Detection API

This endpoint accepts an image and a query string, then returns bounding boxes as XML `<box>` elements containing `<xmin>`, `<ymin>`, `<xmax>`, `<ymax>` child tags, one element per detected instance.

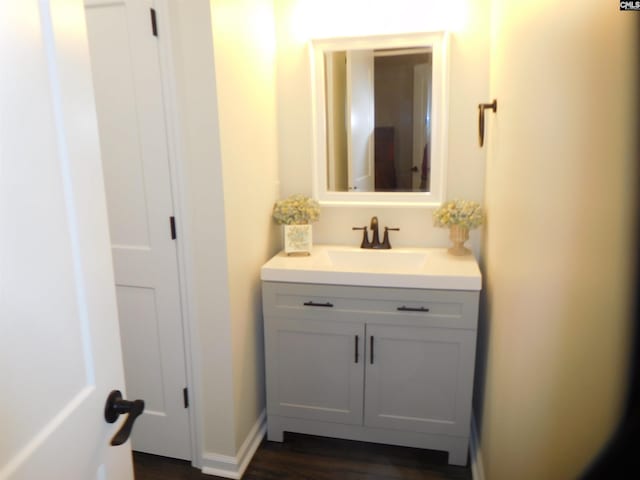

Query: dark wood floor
<box><xmin>133</xmin><ymin>433</ymin><xmax>471</xmax><ymax>480</ymax></box>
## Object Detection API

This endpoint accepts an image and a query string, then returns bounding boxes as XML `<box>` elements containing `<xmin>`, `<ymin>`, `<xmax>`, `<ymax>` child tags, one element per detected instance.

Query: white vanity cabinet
<box><xmin>262</xmin><ymin>281</ymin><xmax>480</xmax><ymax>466</ymax></box>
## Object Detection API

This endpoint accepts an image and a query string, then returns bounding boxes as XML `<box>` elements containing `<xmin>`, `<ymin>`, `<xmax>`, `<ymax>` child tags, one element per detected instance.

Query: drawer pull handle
<box><xmin>303</xmin><ymin>301</ymin><xmax>334</xmax><ymax>308</ymax></box>
<box><xmin>355</xmin><ymin>335</ymin><xmax>359</xmax><ymax>363</ymax></box>
<box><xmin>397</xmin><ymin>306</ymin><xmax>430</xmax><ymax>312</ymax></box>
<box><xmin>370</xmin><ymin>336</ymin><xmax>374</xmax><ymax>364</ymax></box>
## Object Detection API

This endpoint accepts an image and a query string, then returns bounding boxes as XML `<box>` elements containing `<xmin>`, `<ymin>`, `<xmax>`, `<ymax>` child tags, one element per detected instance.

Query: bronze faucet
<box><xmin>352</xmin><ymin>216</ymin><xmax>400</xmax><ymax>249</ymax></box>
<box><xmin>370</xmin><ymin>216</ymin><xmax>381</xmax><ymax>247</ymax></box>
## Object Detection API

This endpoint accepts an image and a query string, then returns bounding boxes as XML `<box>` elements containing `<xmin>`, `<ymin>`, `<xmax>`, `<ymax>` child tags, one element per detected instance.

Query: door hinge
<box><xmin>150</xmin><ymin>8</ymin><xmax>158</xmax><ymax>37</ymax></box>
<box><xmin>170</xmin><ymin>216</ymin><xmax>177</xmax><ymax>240</ymax></box>
<box><xmin>183</xmin><ymin>387</ymin><xmax>189</xmax><ymax>408</ymax></box>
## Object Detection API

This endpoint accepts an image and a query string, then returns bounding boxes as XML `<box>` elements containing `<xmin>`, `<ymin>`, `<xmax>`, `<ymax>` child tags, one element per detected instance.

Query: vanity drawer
<box><xmin>262</xmin><ymin>281</ymin><xmax>479</xmax><ymax>330</ymax></box>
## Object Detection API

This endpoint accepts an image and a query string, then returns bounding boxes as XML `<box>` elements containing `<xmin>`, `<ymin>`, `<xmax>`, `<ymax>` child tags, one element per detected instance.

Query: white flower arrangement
<box><xmin>433</xmin><ymin>199</ymin><xmax>484</xmax><ymax>230</ymax></box>
<box><xmin>272</xmin><ymin>194</ymin><xmax>320</xmax><ymax>225</ymax></box>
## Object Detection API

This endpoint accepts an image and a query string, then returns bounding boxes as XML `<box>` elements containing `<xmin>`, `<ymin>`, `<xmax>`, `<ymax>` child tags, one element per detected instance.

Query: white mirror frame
<box><xmin>310</xmin><ymin>32</ymin><xmax>449</xmax><ymax>207</ymax></box>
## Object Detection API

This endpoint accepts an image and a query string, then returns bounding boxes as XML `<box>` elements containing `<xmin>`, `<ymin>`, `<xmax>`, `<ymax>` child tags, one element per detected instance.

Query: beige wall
<box><xmin>168</xmin><ymin>0</ymin><xmax>280</xmax><ymax>460</ymax></box>
<box><xmin>274</xmin><ymin>0</ymin><xmax>491</xmax><ymax>256</ymax></box>
<box><xmin>209</xmin><ymin>0</ymin><xmax>280</xmax><ymax>452</ymax></box>
<box><xmin>479</xmin><ymin>1</ymin><xmax>637</xmax><ymax>478</ymax></box>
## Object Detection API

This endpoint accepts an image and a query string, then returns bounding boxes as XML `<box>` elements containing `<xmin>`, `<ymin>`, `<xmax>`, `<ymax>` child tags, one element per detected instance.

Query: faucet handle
<box><xmin>381</xmin><ymin>227</ymin><xmax>400</xmax><ymax>249</ymax></box>
<box><xmin>352</xmin><ymin>226</ymin><xmax>371</xmax><ymax>248</ymax></box>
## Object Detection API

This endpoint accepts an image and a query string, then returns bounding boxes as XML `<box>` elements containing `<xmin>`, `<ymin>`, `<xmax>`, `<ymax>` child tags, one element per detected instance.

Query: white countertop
<box><xmin>261</xmin><ymin>244</ymin><xmax>482</xmax><ymax>291</ymax></box>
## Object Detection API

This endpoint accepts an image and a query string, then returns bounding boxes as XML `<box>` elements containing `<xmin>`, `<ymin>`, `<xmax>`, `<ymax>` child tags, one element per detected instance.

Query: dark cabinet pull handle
<box><xmin>104</xmin><ymin>390</ymin><xmax>145</xmax><ymax>446</ymax></box>
<box><xmin>355</xmin><ymin>335</ymin><xmax>359</xmax><ymax>363</ymax></box>
<box><xmin>397</xmin><ymin>306</ymin><xmax>430</xmax><ymax>312</ymax></box>
<box><xmin>370</xmin><ymin>336</ymin><xmax>374</xmax><ymax>364</ymax></box>
<box><xmin>303</xmin><ymin>301</ymin><xmax>334</xmax><ymax>308</ymax></box>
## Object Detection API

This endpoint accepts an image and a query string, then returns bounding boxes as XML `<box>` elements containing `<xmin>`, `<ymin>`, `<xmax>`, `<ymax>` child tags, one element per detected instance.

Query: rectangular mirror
<box><xmin>311</xmin><ymin>32</ymin><xmax>449</xmax><ymax>206</ymax></box>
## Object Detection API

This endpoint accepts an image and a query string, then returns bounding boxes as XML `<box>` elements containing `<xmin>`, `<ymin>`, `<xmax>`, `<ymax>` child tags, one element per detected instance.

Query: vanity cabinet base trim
<box><xmin>267</xmin><ymin>415</ymin><xmax>469</xmax><ymax>466</ymax></box>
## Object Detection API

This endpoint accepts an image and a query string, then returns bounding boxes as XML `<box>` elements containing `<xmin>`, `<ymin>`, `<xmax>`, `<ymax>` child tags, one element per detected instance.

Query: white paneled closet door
<box><xmin>84</xmin><ymin>0</ymin><xmax>191</xmax><ymax>460</ymax></box>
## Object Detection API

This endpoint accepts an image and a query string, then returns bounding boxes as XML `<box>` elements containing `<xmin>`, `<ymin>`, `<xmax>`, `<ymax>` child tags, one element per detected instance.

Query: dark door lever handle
<box><xmin>104</xmin><ymin>389</ymin><xmax>145</xmax><ymax>446</ymax></box>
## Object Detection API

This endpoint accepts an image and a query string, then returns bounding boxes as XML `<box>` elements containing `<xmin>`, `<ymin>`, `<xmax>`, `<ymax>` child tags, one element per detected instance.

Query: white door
<box><xmin>346</xmin><ymin>50</ymin><xmax>375</xmax><ymax>191</ymax></box>
<box><xmin>0</xmin><ymin>1</ymin><xmax>133</xmax><ymax>478</ymax></box>
<box><xmin>84</xmin><ymin>0</ymin><xmax>191</xmax><ymax>460</ymax></box>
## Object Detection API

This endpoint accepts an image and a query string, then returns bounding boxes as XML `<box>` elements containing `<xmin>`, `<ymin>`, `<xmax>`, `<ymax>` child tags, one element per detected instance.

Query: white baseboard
<box><xmin>200</xmin><ymin>410</ymin><xmax>266</xmax><ymax>479</ymax></box>
<box><xmin>470</xmin><ymin>412</ymin><xmax>486</xmax><ymax>480</ymax></box>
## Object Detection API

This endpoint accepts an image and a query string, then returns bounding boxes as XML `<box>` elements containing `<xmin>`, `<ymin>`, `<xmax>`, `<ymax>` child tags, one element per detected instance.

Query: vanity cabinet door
<box><xmin>264</xmin><ymin>316</ymin><xmax>365</xmax><ymax>425</ymax></box>
<box><xmin>363</xmin><ymin>324</ymin><xmax>476</xmax><ymax>437</ymax></box>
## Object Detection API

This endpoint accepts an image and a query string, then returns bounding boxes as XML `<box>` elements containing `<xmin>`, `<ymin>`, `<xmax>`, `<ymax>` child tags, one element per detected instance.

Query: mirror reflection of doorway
<box><xmin>374</xmin><ymin>50</ymin><xmax>432</xmax><ymax>192</ymax></box>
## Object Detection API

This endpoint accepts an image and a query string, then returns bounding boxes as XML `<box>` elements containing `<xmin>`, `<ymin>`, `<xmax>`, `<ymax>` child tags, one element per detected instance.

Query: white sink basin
<box><xmin>325</xmin><ymin>248</ymin><xmax>428</xmax><ymax>271</ymax></box>
<box><xmin>261</xmin><ymin>245</ymin><xmax>481</xmax><ymax>290</ymax></box>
